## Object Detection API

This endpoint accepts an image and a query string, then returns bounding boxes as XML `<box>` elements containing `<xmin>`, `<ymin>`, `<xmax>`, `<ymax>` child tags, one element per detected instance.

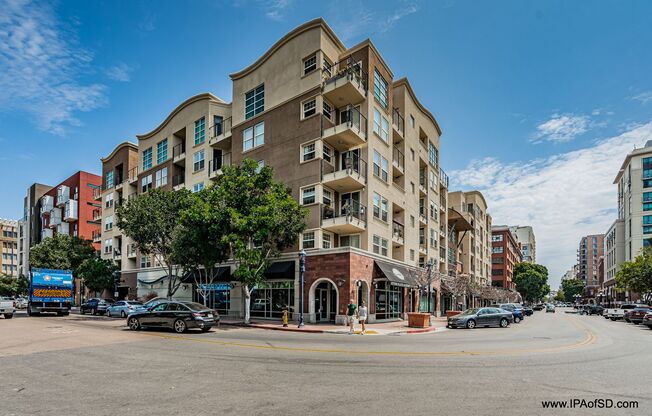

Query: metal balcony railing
<box><xmin>210</xmin><ymin>117</ymin><xmax>232</xmax><ymax>139</ymax></box>
<box><xmin>392</xmin><ymin>146</ymin><xmax>404</xmax><ymax>171</ymax></box>
<box><xmin>127</xmin><ymin>167</ymin><xmax>138</xmax><ymax>183</ymax></box>
<box><xmin>392</xmin><ymin>221</ymin><xmax>404</xmax><ymax>240</ymax></box>
<box><xmin>340</xmin><ymin>151</ymin><xmax>367</xmax><ymax>180</ymax></box>
<box><xmin>322</xmin><ymin>58</ymin><xmax>368</xmax><ymax>91</ymax></box>
<box><xmin>172</xmin><ymin>172</ymin><xmax>185</xmax><ymax>187</ymax></box>
<box><xmin>339</xmin><ymin>105</ymin><xmax>367</xmax><ymax>137</ymax></box>
<box><xmin>173</xmin><ymin>143</ymin><xmax>186</xmax><ymax>159</ymax></box>
<box><xmin>209</xmin><ymin>153</ymin><xmax>232</xmax><ymax>174</ymax></box>
<box><xmin>440</xmin><ymin>168</ymin><xmax>449</xmax><ymax>189</ymax></box>
<box><xmin>321</xmin><ymin>200</ymin><xmax>367</xmax><ymax>223</ymax></box>
<box><xmin>392</xmin><ymin>107</ymin><xmax>405</xmax><ymax>136</ymax></box>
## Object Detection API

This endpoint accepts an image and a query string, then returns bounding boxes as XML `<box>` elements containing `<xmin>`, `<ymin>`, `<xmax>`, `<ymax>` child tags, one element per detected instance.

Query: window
<box><xmin>193</xmin><ymin>182</ymin><xmax>204</xmax><ymax>193</ymax></box>
<box><xmin>492</xmin><ymin>257</ymin><xmax>504</xmax><ymax>264</ymax></box>
<box><xmin>644</xmin><ymin>179</ymin><xmax>652</xmax><ymax>188</ymax></box>
<box><xmin>373</xmin><ymin>69</ymin><xmax>388</xmax><ymax>108</ymax></box>
<box><xmin>105</xmin><ymin>216</ymin><xmax>113</xmax><ymax>231</ymax></box>
<box><xmin>492</xmin><ymin>246</ymin><xmax>503</xmax><ymax>254</ymax></box>
<box><xmin>303</xmin><ymin>143</ymin><xmax>316</xmax><ymax>161</ymax></box>
<box><xmin>373</xmin><ymin>150</ymin><xmax>389</xmax><ymax>182</ymax></box>
<box><xmin>430</xmin><ymin>229</ymin><xmax>437</xmax><ymax>247</ymax></box>
<box><xmin>323</xmin><ymin>189</ymin><xmax>332</xmax><ymax>206</ymax></box>
<box><xmin>492</xmin><ymin>234</ymin><xmax>503</xmax><ymax>242</ymax></box>
<box><xmin>194</xmin><ymin>117</ymin><xmax>205</xmax><ymax>145</ymax></box>
<box><xmin>322</xmin><ymin>232</ymin><xmax>332</xmax><ymax>249</ymax></box>
<box><xmin>644</xmin><ymin>215</ymin><xmax>652</xmax><ymax>225</ymax></box>
<box><xmin>410</xmin><ymin>215</ymin><xmax>415</xmax><ymax>227</ymax></box>
<box><xmin>322</xmin><ymin>101</ymin><xmax>332</xmax><ymax>121</ymax></box>
<box><xmin>155</xmin><ymin>168</ymin><xmax>168</xmax><ymax>188</ymax></box>
<box><xmin>428</xmin><ymin>142</ymin><xmax>438</xmax><ymax>167</ymax></box>
<box><xmin>213</xmin><ymin>115</ymin><xmax>223</xmax><ymax>136</ymax></box>
<box><xmin>323</xmin><ymin>58</ymin><xmax>332</xmax><ymax>78</ymax></box>
<box><xmin>430</xmin><ymin>201</ymin><xmax>437</xmax><ymax>220</ymax></box>
<box><xmin>141</xmin><ymin>174</ymin><xmax>152</xmax><ymax>193</ymax></box>
<box><xmin>645</xmin><ymin>192</ymin><xmax>652</xmax><ymax>202</ymax></box>
<box><xmin>245</xmin><ymin>84</ymin><xmax>264</xmax><ymax>119</ymax></box>
<box><xmin>105</xmin><ymin>193</ymin><xmax>114</xmax><ymax>208</ymax></box>
<box><xmin>340</xmin><ymin>234</ymin><xmax>360</xmax><ymax>248</ymax></box>
<box><xmin>143</xmin><ymin>147</ymin><xmax>153</xmax><ymax>171</ymax></box>
<box><xmin>644</xmin><ymin>202</ymin><xmax>652</xmax><ymax>211</ymax></box>
<box><xmin>105</xmin><ymin>171</ymin><xmax>114</xmax><ymax>188</ymax></box>
<box><xmin>644</xmin><ymin>226</ymin><xmax>652</xmax><ymax>235</ymax></box>
<box><xmin>193</xmin><ymin>150</ymin><xmax>205</xmax><ymax>172</ymax></box>
<box><xmin>302</xmin><ymin>231</ymin><xmax>315</xmax><ymax>249</ymax></box>
<box><xmin>322</xmin><ymin>144</ymin><xmax>332</xmax><ymax>164</ymax></box>
<box><xmin>372</xmin><ymin>193</ymin><xmax>388</xmax><ymax>222</ymax></box>
<box><xmin>303</xmin><ymin>98</ymin><xmax>316</xmax><ymax>118</ymax></box>
<box><xmin>302</xmin><ymin>187</ymin><xmax>316</xmax><ymax>205</ymax></box>
<box><xmin>373</xmin><ymin>108</ymin><xmax>390</xmax><ymax>142</ymax></box>
<box><xmin>243</xmin><ymin>122</ymin><xmax>265</xmax><ymax>151</ymax></box>
<box><xmin>410</xmin><ymin>182</ymin><xmax>415</xmax><ymax>194</ymax></box>
<box><xmin>373</xmin><ymin>235</ymin><xmax>388</xmax><ymax>256</ymax></box>
<box><xmin>429</xmin><ymin>170</ymin><xmax>437</xmax><ymax>191</ymax></box>
<box><xmin>104</xmin><ymin>239</ymin><xmax>112</xmax><ymax>254</ymax></box>
<box><xmin>303</xmin><ymin>53</ymin><xmax>317</xmax><ymax>75</ymax></box>
<box><xmin>256</xmin><ymin>160</ymin><xmax>265</xmax><ymax>172</ymax></box>
<box><xmin>410</xmin><ymin>115</ymin><xmax>415</xmax><ymax>128</ymax></box>
<box><xmin>140</xmin><ymin>255</ymin><xmax>151</xmax><ymax>268</ymax></box>
<box><xmin>157</xmin><ymin>139</ymin><xmax>168</xmax><ymax>164</ymax></box>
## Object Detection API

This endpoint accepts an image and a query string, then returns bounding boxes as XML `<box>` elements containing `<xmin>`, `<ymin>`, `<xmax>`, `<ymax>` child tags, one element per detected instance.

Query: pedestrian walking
<box><xmin>346</xmin><ymin>300</ymin><xmax>357</xmax><ymax>334</ymax></box>
<box><xmin>358</xmin><ymin>301</ymin><xmax>368</xmax><ymax>335</ymax></box>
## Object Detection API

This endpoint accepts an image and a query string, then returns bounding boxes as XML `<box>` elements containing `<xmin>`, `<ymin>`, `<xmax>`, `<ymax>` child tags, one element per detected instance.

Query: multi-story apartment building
<box><xmin>97</xmin><ymin>142</ymin><xmax>140</xmax><ymax>299</ymax></box>
<box><xmin>1</xmin><ymin>219</ymin><xmax>19</xmax><ymax>277</ymax></box>
<box><xmin>106</xmin><ymin>18</ymin><xmax>449</xmax><ymax>322</ymax></box>
<box><xmin>576</xmin><ymin>234</ymin><xmax>604</xmax><ymax>298</ymax></box>
<box><xmin>18</xmin><ymin>183</ymin><xmax>53</xmax><ymax>276</ymax></box>
<box><xmin>447</xmin><ymin>190</ymin><xmax>492</xmax><ymax>307</ymax></box>
<box><xmin>510</xmin><ymin>225</ymin><xmax>536</xmax><ymax>263</ymax></box>
<box><xmin>490</xmin><ymin>225</ymin><xmax>522</xmax><ymax>290</ymax></box>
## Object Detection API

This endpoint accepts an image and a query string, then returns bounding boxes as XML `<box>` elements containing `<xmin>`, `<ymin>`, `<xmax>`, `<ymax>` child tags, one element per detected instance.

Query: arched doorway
<box><xmin>356</xmin><ymin>280</ymin><xmax>369</xmax><ymax>309</ymax></box>
<box><xmin>311</xmin><ymin>279</ymin><xmax>338</xmax><ymax>322</ymax></box>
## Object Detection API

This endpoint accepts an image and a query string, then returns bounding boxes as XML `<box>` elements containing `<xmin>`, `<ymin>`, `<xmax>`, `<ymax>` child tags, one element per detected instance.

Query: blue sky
<box><xmin>1</xmin><ymin>0</ymin><xmax>652</xmax><ymax>287</ymax></box>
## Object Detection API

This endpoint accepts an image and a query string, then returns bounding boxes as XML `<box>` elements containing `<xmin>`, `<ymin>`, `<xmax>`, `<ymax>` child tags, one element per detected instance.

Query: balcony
<box><xmin>41</xmin><ymin>228</ymin><xmax>53</xmax><ymax>240</ymax></box>
<box><xmin>321</xmin><ymin>201</ymin><xmax>367</xmax><ymax>234</ymax></box>
<box><xmin>113</xmin><ymin>248</ymin><xmax>122</xmax><ymax>259</ymax></box>
<box><xmin>40</xmin><ymin>195</ymin><xmax>54</xmax><ymax>215</ymax></box>
<box><xmin>440</xmin><ymin>168</ymin><xmax>449</xmax><ymax>189</ymax></box>
<box><xmin>127</xmin><ymin>167</ymin><xmax>138</xmax><ymax>185</ymax></box>
<box><xmin>92</xmin><ymin>209</ymin><xmax>102</xmax><ymax>222</ymax></box>
<box><xmin>392</xmin><ymin>221</ymin><xmax>404</xmax><ymax>246</ymax></box>
<box><xmin>173</xmin><ymin>143</ymin><xmax>186</xmax><ymax>166</ymax></box>
<box><xmin>63</xmin><ymin>200</ymin><xmax>78</xmax><ymax>222</ymax></box>
<box><xmin>209</xmin><ymin>117</ymin><xmax>232</xmax><ymax>147</ymax></box>
<box><xmin>49</xmin><ymin>208</ymin><xmax>62</xmax><ymax>228</ymax></box>
<box><xmin>127</xmin><ymin>243</ymin><xmax>137</xmax><ymax>259</ymax></box>
<box><xmin>419</xmin><ymin>175</ymin><xmax>428</xmax><ymax>196</ymax></box>
<box><xmin>419</xmin><ymin>243</ymin><xmax>428</xmax><ymax>255</ymax></box>
<box><xmin>56</xmin><ymin>185</ymin><xmax>70</xmax><ymax>207</ymax></box>
<box><xmin>92</xmin><ymin>187</ymin><xmax>102</xmax><ymax>200</ymax></box>
<box><xmin>92</xmin><ymin>230</ymin><xmax>102</xmax><ymax>243</ymax></box>
<box><xmin>56</xmin><ymin>222</ymin><xmax>69</xmax><ymax>236</ymax></box>
<box><xmin>322</xmin><ymin>60</ymin><xmax>367</xmax><ymax>106</ymax></box>
<box><xmin>392</xmin><ymin>107</ymin><xmax>405</xmax><ymax>139</ymax></box>
<box><xmin>321</xmin><ymin>152</ymin><xmax>367</xmax><ymax>192</ymax></box>
<box><xmin>172</xmin><ymin>172</ymin><xmax>185</xmax><ymax>190</ymax></box>
<box><xmin>321</xmin><ymin>106</ymin><xmax>367</xmax><ymax>152</ymax></box>
<box><xmin>392</xmin><ymin>146</ymin><xmax>405</xmax><ymax>175</ymax></box>
<box><xmin>208</xmin><ymin>153</ymin><xmax>232</xmax><ymax>179</ymax></box>
<box><xmin>419</xmin><ymin>211</ymin><xmax>428</xmax><ymax>226</ymax></box>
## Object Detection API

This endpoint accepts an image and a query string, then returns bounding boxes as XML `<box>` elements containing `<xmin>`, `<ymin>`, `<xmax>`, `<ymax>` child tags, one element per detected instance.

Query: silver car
<box><xmin>105</xmin><ymin>300</ymin><xmax>145</xmax><ymax>318</ymax></box>
<box><xmin>447</xmin><ymin>307</ymin><xmax>514</xmax><ymax>329</ymax></box>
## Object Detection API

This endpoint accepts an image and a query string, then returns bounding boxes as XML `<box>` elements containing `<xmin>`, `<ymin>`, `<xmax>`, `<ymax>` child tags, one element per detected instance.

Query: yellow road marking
<box><xmin>138</xmin><ymin>316</ymin><xmax>597</xmax><ymax>357</ymax></box>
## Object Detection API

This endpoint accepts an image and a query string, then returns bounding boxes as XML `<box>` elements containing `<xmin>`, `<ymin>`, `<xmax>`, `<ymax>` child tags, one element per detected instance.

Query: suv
<box><xmin>80</xmin><ymin>298</ymin><xmax>114</xmax><ymax>315</ymax></box>
<box><xmin>628</xmin><ymin>307</ymin><xmax>651</xmax><ymax>324</ymax></box>
<box><xmin>0</xmin><ymin>297</ymin><xmax>15</xmax><ymax>319</ymax></box>
<box><xmin>579</xmin><ymin>304</ymin><xmax>604</xmax><ymax>315</ymax></box>
<box><xmin>495</xmin><ymin>303</ymin><xmax>525</xmax><ymax>323</ymax></box>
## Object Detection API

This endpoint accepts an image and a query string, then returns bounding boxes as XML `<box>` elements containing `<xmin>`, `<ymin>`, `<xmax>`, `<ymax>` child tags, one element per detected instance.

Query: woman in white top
<box><xmin>358</xmin><ymin>300</ymin><xmax>368</xmax><ymax>334</ymax></box>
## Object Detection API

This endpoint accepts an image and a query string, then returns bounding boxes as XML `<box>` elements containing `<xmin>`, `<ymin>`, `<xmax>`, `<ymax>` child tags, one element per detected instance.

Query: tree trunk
<box><xmin>243</xmin><ymin>284</ymin><xmax>251</xmax><ymax>324</ymax></box>
<box><xmin>167</xmin><ymin>264</ymin><xmax>173</xmax><ymax>300</ymax></box>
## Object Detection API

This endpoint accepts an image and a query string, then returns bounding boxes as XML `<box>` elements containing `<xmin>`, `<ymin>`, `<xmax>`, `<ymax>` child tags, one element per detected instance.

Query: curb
<box><xmin>220</xmin><ymin>321</ymin><xmax>444</xmax><ymax>335</ymax></box>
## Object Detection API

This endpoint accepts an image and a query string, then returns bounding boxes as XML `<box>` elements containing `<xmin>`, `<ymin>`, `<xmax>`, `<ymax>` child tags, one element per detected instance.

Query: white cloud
<box><xmin>106</xmin><ymin>63</ymin><xmax>136</xmax><ymax>82</ymax></box>
<box><xmin>0</xmin><ymin>0</ymin><xmax>107</xmax><ymax>135</ymax></box>
<box><xmin>450</xmin><ymin>121</ymin><xmax>652</xmax><ymax>289</ymax></box>
<box><xmin>330</xmin><ymin>1</ymin><xmax>419</xmax><ymax>41</ymax></box>
<box><xmin>532</xmin><ymin>113</ymin><xmax>590</xmax><ymax>143</ymax></box>
<box><xmin>380</xmin><ymin>2</ymin><xmax>419</xmax><ymax>33</ymax></box>
<box><xmin>631</xmin><ymin>91</ymin><xmax>652</xmax><ymax>105</ymax></box>
<box><xmin>260</xmin><ymin>0</ymin><xmax>293</xmax><ymax>21</ymax></box>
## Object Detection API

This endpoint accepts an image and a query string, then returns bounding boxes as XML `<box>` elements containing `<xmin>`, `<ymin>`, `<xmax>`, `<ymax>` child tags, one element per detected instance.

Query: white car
<box><xmin>0</xmin><ymin>297</ymin><xmax>15</xmax><ymax>319</ymax></box>
<box><xmin>603</xmin><ymin>304</ymin><xmax>640</xmax><ymax>321</ymax></box>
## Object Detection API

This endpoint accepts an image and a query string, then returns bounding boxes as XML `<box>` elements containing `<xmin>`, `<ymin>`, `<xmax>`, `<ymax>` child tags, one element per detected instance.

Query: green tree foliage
<box><xmin>172</xmin><ymin>186</ymin><xmax>231</xmax><ymax>306</ymax></box>
<box><xmin>554</xmin><ymin>289</ymin><xmax>565</xmax><ymax>302</ymax></box>
<box><xmin>116</xmin><ymin>188</ymin><xmax>193</xmax><ymax>299</ymax></box>
<box><xmin>213</xmin><ymin>159</ymin><xmax>308</xmax><ymax>323</ymax></box>
<box><xmin>513</xmin><ymin>262</ymin><xmax>550</xmax><ymax>302</ymax></box>
<box><xmin>29</xmin><ymin>234</ymin><xmax>96</xmax><ymax>275</ymax></box>
<box><xmin>77</xmin><ymin>258</ymin><xmax>118</xmax><ymax>295</ymax></box>
<box><xmin>616</xmin><ymin>248</ymin><xmax>652</xmax><ymax>302</ymax></box>
<box><xmin>561</xmin><ymin>278</ymin><xmax>585</xmax><ymax>303</ymax></box>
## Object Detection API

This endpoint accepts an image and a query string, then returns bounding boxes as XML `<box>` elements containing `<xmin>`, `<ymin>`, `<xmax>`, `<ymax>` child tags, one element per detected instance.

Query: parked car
<box><xmin>14</xmin><ymin>297</ymin><xmax>28</xmax><ymax>309</ymax></box>
<box><xmin>127</xmin><ymin>301</ymin><xmax>216</xmax><ymax>333</ymax></box>
<box><xmin>642</xmin><ymin>312</ymin><xmax>652</xmax><ymax>329</ymax></box>
<box><xmin>105</xmin><ymin>300</ymin><xmax>145</xmax><ymax>318</ymax></box>
<box><xmin>522</xmin><ymin>305</ymin><xmax>534</xmax><ymax>316</ymax></box>
<box><xmin>628</xmin><ymin>307</ymin><xmax>651</xmax><ymax>324</ymax></box>
<box><xmin>447</xmin><ymin>307</ymin><xmax>514</xmax><ymax>329</ymax></box>
<box><xmin>603</xmin><ymin>304</ymin><xmax>640</xmax><ymax>321</ymax></box>
<box><xmin>546</xmin><ymin>304</ymin><xmax>556</xmax><ymax>313</ymax></box>
<box><xmin>80</xmin><ymin>298</ymin><xmax>115</xmax><ymax>315</ymax></box>
<box><xmin>143</xmin><ymin>297</ymin><xmax>172</xmax><ymax>309</ymax></box>
<box><xmin>579</xmin><ymin>304</ymin><xmax>603</xmax><ymax>315</ymax></box>
<box><xmin>533</xmin><ymin>304</ymin><xmax>545</xmax><ymax>311</ymax></box>
<box><xmin>496</xmin><ymin>303</ymin><xmax>525</xmax><ymax>323</ymax></box>
<box><xmin>0</xmin><ymin>297</ymin><xmax>15</xmax><ymax>319</ymax></box>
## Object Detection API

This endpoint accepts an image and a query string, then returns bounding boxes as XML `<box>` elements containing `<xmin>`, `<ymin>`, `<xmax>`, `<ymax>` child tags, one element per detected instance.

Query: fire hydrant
<box><xmin>282</xmin><ymin>308</ymin><xmax>289</xmax><ymax>327</ymax></box>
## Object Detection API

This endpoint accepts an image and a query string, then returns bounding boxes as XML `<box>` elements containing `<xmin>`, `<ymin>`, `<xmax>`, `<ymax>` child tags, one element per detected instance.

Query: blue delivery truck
<box><xmin>27</xmin><ymin>268</ymin><xmax>73</xmax><ymax>316</ymax></box>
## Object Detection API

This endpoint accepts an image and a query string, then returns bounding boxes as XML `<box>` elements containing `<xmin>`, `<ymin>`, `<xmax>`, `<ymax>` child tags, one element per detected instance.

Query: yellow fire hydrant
<box><xmin>282</xmin><ymin>308</ymin><xmax>289</xmax><ymax>327</ymax></box>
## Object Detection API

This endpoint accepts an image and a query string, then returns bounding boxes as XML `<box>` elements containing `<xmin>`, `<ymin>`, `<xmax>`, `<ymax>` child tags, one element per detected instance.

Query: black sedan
<box><xmin>447</xmin><ymin>307</ymin><xmax>514</xmax><ymax>329</ymax></box>
<box><xmin>522</xmin><ymin>305</ymin><xmax>534</xmax><ymax>316</ymax></box>
<box><xmin>127</xmin><ymin>301</ymin><xmax>216</xmax><ymax>333</ymax></box>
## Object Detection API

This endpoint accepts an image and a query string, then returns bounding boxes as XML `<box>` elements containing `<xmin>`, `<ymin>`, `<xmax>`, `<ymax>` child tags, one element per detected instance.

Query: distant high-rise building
<box><xmin>509</xmin><ymin>225</ymin><xmax>536</xmax><ymax>263</ymax></box>
<box><xmin>18</xmin><ymin>183</ymin><xmax>53</xmax><ymax>276</ymax></box>
<box><xmin>0</xmin><ymin>219</ymin><xmax>19</xmax><ymax>277</ymax></box>
<box><xmin>490</xmin><ymin>225</ymin><xmax>522</xmax><ymax>290</ymax></box>
<box><xmin>576</xmin><ymin>234</ymin><xmax>605</xmax><ymax>298</ymax></box>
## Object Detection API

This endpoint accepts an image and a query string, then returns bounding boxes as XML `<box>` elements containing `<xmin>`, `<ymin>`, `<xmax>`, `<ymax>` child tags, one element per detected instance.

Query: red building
<box><xmin>491</xmin><ymin>226</ymin><xmax>522</xmax><ymax>290</ymax></box>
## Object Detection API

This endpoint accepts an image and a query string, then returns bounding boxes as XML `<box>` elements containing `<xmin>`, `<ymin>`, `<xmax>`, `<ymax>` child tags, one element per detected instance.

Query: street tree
<box><xmin>554</xmin><ymin>290</ymin><xmax>565</xmax><ymax>302</ymax></box>
<box><xmin>616</xmin><ymin>248</ymin><xmax>652</xmax><ymax>302</ymax></box>
<box><xmin>172</xmin><ymin>187</ymin><xmax>231</xmax><ymax>306</ymax></box>
<box><xmin>213</xmin><ymin>159</ymin><xmax>308</xmax><ymax>323</ymax></box>
<box><xmin>29</xmin><ymin>234</ymin><xmax>96</xmax><ymax>275</ymax></box>
<box><xmin>513</xmin><ymin>262</ymin><xmax>549</xmax><ymax>303</ymax></box>
<box><xmin>561</xmin><ymin>278</ymin><xmax>585</xmax><ymax>303</ymax></box>
<box><xmin>77</xmin><ymin>258</ymin><xmax>118</xmax><ymax>296</ymax></box>
<box><xmin>116</xmin><ymin>188</ymin><xmax>193</xmax><ymax>299</ymax></box>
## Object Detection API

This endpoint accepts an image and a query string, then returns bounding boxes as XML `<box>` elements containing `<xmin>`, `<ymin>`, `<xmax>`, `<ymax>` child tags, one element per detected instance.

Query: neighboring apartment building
<box><xmin>110</xmin><ymin>18</ymin><xmax>449</xmax><ymax>322</ymax></box>
<box><xmin>97</xmin><ymin>142</ymin><xmax>140</xmax><ymax>299</ymax></box>
<box><xmin>447</xmin><ymin>190</ymin><xmax>492</xmax><ymax>307</ymax></box>
<box><xmin>510</xmin><ymin>225</ymin><xmax>536</xmax><ymax>263</ymax></box>
<box><xmin>576</xmin><ymin>234</ymin><xmax>604</xmax><ymax>298</ymax></box>
<box><xmin>0</xmin><ymin>219</ymin><xmax>19</xmax><ymax>277</ymax></box>
<box><xmin>18</xmin><ymin>183</ymin><xmax>53</xmax><ymax>276</ymax></box>
<box><xmin>491</xmin><ymin>225</ymin><xmax>522</xmax><ymax>291</ymax></box>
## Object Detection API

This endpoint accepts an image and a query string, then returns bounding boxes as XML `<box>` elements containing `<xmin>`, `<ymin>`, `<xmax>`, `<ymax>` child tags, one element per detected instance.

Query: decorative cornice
<box><xmin>101</xmin><ymin>141</ymin><xmax>138</xmax><ymax>163</ymax></box>
<box><xmin>393</xmin><ymin>77</ymin><xmax>442</xmax><ymax>136</ymax></box>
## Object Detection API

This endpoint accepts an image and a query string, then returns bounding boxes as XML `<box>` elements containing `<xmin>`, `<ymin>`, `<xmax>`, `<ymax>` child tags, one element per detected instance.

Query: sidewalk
<box><xmin>220</xmin><ymin>317</ymin><xmax>448</xmax><ymax>335</ymax></box>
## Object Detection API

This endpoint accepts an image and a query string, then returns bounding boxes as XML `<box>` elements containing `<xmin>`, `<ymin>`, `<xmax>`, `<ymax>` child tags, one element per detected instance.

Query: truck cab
<box><xmin>27</xmin><ymin>268</ymin><xmax>73</xmax><ymax>316</ymax></box>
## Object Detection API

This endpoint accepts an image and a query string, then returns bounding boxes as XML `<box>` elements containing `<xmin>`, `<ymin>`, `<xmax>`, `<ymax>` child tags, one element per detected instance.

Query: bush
<box><xmin>141</xmin><ymin>291</ymin><xmax>158</xmax><ymax>303</ymax></box>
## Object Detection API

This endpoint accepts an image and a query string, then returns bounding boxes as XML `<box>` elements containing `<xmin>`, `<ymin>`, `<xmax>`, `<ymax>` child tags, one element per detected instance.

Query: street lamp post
<box><xmin>426</xmin><ymin>259</ymin><xmax>433</xmax><ymax>314</ymax></box>
<box><xmin>298</xmin><ymin>249</ymin><xmax>306</xmax><ymax>328</ymax></box>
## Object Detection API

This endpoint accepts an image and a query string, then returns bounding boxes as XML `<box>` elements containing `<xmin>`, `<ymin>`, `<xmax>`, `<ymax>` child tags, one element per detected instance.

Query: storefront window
<box><xmin>192</xmin><ymin>283</ymin><xmax>231</xmax><ymax>315</ymax></box>
<box><xmin>374</xmin><ymin>280</ymin><xmax>403</xmax><ymax>320</ymax></box>
<box><xmin>250</xmin><ymin>281</ymin><xmax>294</xmax><ymax>318</ymax></box>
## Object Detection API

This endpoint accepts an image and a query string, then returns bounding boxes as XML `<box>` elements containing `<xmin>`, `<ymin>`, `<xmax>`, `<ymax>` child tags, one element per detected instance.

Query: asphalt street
<box><xmin>1</xmin><ymin>308</ymin><xmax>650</xmax><ymax>416</ymax></box>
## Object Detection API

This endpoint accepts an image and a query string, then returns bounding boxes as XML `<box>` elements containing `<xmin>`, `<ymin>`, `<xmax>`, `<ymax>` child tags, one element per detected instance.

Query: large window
<box><xmin>373</xmin><ymin>150</ymin><xmax>389</xmax><ymax>182</ymax></box>
<box><xmin>340</xmin><ymin>234</ymin><xmax>360</xmax><ymax>248</ymax></box>
<box><xmin>373</xmin><ymin>235</ymin><xmax>389</xmax><ymax>256</ymax></box>
<box><xmin>141</xmin><ymin>174</ymin><xmax>152</xmax><ymax>193</ymax></box>
<box><xmin>192</xmin><ymin>283</ymin><xmax>230</xmax><ymax>315</ymax></box>
<box><xmin>492</xmin><ymin>234</ymin><xmax>503</xmax><ymax>242</ymax></box>
<box><xmin>245</xmin><ymin>84</ymin><xmax>265</xmax><ymax>119</ymax></box>
<box><xmin>301</xmin><ymin>187</ymin><xmax>315</xmax><ymax>205</ymax></box>
<box><xmin>644</xmin><ymin>192</ymin><xmax>652</xmax><ymax>202</ymax></box>
<box><xmin>243</xmin><ymin>122</ymin><xmax>265</xmax><ymax>151</ymax></box>
<box><xmin>492</xmin><ymin>246</ymin><xmax>504</xmax><ymax>254</ymax></box>
<box><xmin>373</xmin><ymin>69</ymin><xmax>388</xmax><ymax>108</ymax></box>
<box><xmin>302</xmin><ymin>143</ymin><xmax>316</xmax><ymax>161</ymax></box>
<box><xmin>375</xmin><ymin>280</ymin><xmax>401</xmax><ymax>319</ymax></box>
<box><xmin>157</xmin><ymin>139</ymin><xmax>168</xmax><ymax>164</ymax></box>
<box><xmin>302</xmin><ymin>231</ymin><xmax>315</xmax><ymax>249</ymax></box>
<box><xmin>143</xmin><ymin>147</ymin><xmax>153</xmax><ymax>171</ymax></box>
<box><xmin>155</xmin><ymin>167</ymin><xmax>168</xmax><ymax>188</ymax></box>
<box><xmin>303</xmin><ymin>98</ymin><xmax>316</xmax><ymax>118</ymax></box>
<box><xmin>250</xmin><ymin>281</ymin><xmax>294</xmax><ymax>318</ymax></box>
<box><xmin>105</xmin><ymin>215</ymin><xmax>113</xmax><ymax>231</ymax></box>
<box><xmin>105</xmin><ymin>171</ymin><xmax>114</xmax><ymax>189</ymax></box>
<box><xmin>193</xmin><ymin>150</ymin><xmax>205</xmax><ymax>172</ymax></box>
<box><xmin>193</xmin><ymin>182</ymin><xmax>204</xmax><ymax>193</ymax></box>
<box><xmin>644</xmin><ymin>215</ymin><xmax>652</xmax><ymax>225</ymax></box>
<box><xmin>373</xmin><ymin>108</ymin><xmax>390</xmax><ymax>142</ymax></box>
<box><xmin>303</xmin><ymin>53</ymin><xmax>317</xmax><ymax>75</ymax></box>
<box><xmin>194</xmin><ymin>117</ymin><xmax>205</xmax><ymax>145</ymax></box>
<box><xmin>428</xmin><ymin>142</ymin><xmax>438</xmax><ymax>167</ymax></box>
<box><xmin>373</xmin><ymin>192</ymin><xmax>388</xmax><ymax>222</ymax></box>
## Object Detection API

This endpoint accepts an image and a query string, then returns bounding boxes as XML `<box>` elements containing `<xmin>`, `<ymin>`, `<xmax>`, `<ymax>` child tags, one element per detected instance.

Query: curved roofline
<box><xmin>466</xmin><ymin>190</ymin><xmax>488</xmax><ymax>210</ymax></box>
<box><xmin>101</xmin><ymin>141</ymin><xmax>138</xmax><ymax>162</ymax></box>
<box><xmin>136</xmin><ymin>93</ymin><xmax>224</xmax><ymax>140</ymax></box>
<box><xmin>229</xmin><ymin>18</ymin><xmax>346</xmax><ymax>81</ymax></box>
<box><xmin>393</xmin><ymin>77</ymin><xmax>442</xmax><ymax>136</ymax></box>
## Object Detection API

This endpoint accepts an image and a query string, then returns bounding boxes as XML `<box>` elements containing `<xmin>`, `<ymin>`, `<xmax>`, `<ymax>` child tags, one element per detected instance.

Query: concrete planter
<box><xmin>407</xmin><ymin>312</ymin><xmax>431</xmax><ymax>328</ymax></box>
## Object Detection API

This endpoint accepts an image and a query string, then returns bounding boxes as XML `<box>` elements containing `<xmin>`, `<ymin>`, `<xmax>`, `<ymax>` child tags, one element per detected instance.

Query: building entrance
<box><xmin>315</xmin><ymin>281</ymin><xmax>337</xmax><ymax>322</ymax></box>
